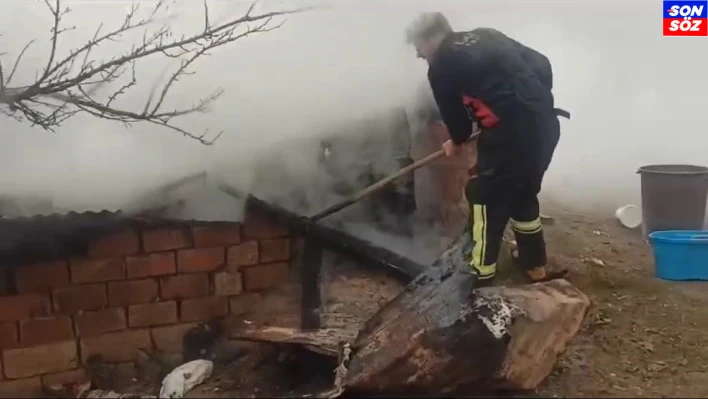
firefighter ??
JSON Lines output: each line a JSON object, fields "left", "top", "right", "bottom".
{"left": 405, "top": 12, "right": 565, "bottom": 284}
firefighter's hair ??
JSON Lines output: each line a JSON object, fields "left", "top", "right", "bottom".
{"left": 405, "top": 12, "right": 453, "bottom": 44}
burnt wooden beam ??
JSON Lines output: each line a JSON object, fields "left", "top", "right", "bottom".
{"left": 218, "top": 184, "right": 428, "bottom": 282}
{"left": 310, "top": 223, "right": 428, "bottom": 281}
{"left": 301, "top": 240, "right": 323, "bottom": 330}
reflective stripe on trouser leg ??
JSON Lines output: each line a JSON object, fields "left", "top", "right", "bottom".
{"left": 469, "top": 204, "right": 496, "bottom": 280}
{"left": 510, "top": 217, "right": 542, "bottom": 235}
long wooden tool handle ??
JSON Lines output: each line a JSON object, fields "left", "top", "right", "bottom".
{"left": 351, "top": 129, "right": 481, "bottom": 203}
{"left": 353, "top": 149, "right": 445, "bottom": 202}
{"left": 310, "top": 130, "right": 482, "bottom": 222}
{"left": 310, "top": 149, "right": 445, "bottom": 222}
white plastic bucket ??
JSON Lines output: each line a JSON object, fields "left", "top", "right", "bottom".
{"left": 615, "top": 204, "right": 642, "bottom": 229}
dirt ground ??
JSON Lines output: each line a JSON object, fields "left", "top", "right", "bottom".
{"left": 109, "top": 204, "right": 707, "bottom": 399}
{"left": 531, "top": 204, "right": 708, "bottom": 398}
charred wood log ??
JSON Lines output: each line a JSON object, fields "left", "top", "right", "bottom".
{"left": 344, "top": 263, "right": 590, "bottom": 395}
{"left": 231, "top": 270, "right": 590, "bottom": 396}
{"left": 229, "top": 324, "right": 354, "bottom": 357}
{"left": 431, "top": 230, "right": 474, "bottom": 270}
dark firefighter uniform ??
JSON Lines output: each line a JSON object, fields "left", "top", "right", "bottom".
{"left": 427, "top": 27, "right": 560, "bottom": 282}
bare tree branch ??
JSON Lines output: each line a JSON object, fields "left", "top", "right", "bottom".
{"left": 5, "top": 40, "right": 35, "bottom": 87}
{"left": 0, "top": 0, "right": 310, "bottom": 145}
{"left": 204, "top": 0, "right": 211, "bottom": 32}
{"left": 38, "top": 0, "right": 62, "bottom": 84}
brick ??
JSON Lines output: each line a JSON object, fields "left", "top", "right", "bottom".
{"left": 143, "top": 228, "right": 191, "bottom": 252}
{"left": 214, "top": 271, "right": 243, "bottom": 296}
{"left": 19, "top": 316, "right": 73, "bottom": 346}
{"left": 242, "top": 262, "right": 290, "bottom": 291}
{"left": 88, "top": 229, "right": 140, "bottom": 257}
{"left": 160, "top": 274, "right": 208, "bottom": 300}
{"left": 108, "top": 279, "right": 158, "bottom": 307}
{"left": 41, "top": 368, "right": 88, "bottom": 388}
{"left": 74, "top": 308, "right": 126, "bottom": 337}
{"left": 0, "top": 294, "right": 51, "bottom": 322}
{"left": 128, "top": 301, "right": 177, "bottom": 328}
{"left": 3, "top": 340, "right": 78, "bottom": 378}
{"left": 177, "top": 247, "right": 225, "bottom": 274}
{"left": 259, "top": 238, "right": 291, "bottom": 263}
{"left": 227, "top": 241, "right": 259, "bottom": 269}
{"left": 53, "top": 284, "right": 106, "bottom": 313}
{"left": 126, "top": 252, "right": 176, "bottom": 279}
{"left": 151, "top": 322, "right": 198, "bottom": 353}
{"left": 80, "top": 329, "right": 152, "bottom": 363}
{"left": 0, "top": 323, "right": 18, "bottom": 349}
{"left": 192, "top": 225, "right": 242, "bottom": 248}
{"left": 243, "top": 213, "right": 288, "bottom": 239}
{"left": 16, "top": 262, "right": 69, "bottom": 293}
{"left": 180, "top": 297, "right": 228, "bottom": 322}
{"left": 0, "top": 377, "right": 43, "bottom": 398}
{"left": 70, "top": 258, "right": 126, "bottom": 284}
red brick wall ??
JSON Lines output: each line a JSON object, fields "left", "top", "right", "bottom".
{"left": 0, "top": 210, "right": 293, "bottom": 397}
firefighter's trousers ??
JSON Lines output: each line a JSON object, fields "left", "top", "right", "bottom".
{"left": 464, "top": 174, "right": 547, "bottom": 281}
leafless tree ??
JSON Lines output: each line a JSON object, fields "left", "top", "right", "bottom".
{"left": 0, "top": 0, "right": 306, "bottom": 144}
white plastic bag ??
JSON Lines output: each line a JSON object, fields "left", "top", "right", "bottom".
{"left": 159, "top": 359, "right": 214, "bottom": 398}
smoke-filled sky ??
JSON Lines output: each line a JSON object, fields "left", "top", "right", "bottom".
{"left": 0, "top": 0, "right": 706, "bottom": 215}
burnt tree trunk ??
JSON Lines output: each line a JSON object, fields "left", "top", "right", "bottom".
{"left": 343, "top": 236, "right": 590, "bottom": 395}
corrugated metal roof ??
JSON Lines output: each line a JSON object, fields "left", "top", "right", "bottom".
{"left": 0, "top": 209, "right": 123, "bottom": 221}
{"left": 0, "top": 172, "right": 213, "bottom": 266}
{"left": 0, "top": 171, "right": 209, "bottom": 220}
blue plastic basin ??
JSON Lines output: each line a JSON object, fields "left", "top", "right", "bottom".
{"left": 648, "top": 230, "right": 708, "bottom": 281}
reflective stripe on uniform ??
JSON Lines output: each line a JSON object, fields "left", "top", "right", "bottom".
{"left": 469, "top": 204, "right": 495, "bottom": 278}
{"left": 474, "top": 263, "right": 497, "bottom": 279}
{"left": 510, "top": 217, "right": 542, "bottom": 234}
{"left": 470, "top": 204, "right": 485, "bottom": 267}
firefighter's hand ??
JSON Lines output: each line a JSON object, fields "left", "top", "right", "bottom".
{"left": 442, "top": 140, "right": 459, "bottom": 157}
